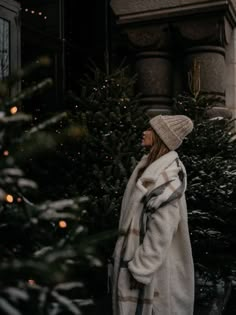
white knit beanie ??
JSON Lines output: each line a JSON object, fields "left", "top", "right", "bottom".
{"left": 149, "top": 115, "right": 194, "bottom": 150}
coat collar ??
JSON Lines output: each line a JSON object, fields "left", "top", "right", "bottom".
{"left": 118, "top": 151, "right": 180, "bottom": 231}
{"left": 139, "top": 151, "right": 179, "bottom": 184}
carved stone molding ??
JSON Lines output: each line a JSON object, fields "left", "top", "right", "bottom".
{"left": 111, "top": 0, "right": 236, "bottom": 27}
{"left": 110, "top": 0, "right": 236, "bottom": 111}
{"left": 172, "top": 16, "right": 233, "bottom": 48}
{"left": 125, "top": 25, "right": 170, "bottom": 49}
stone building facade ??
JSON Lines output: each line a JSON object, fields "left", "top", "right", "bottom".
{"left": 111, "top": 0, "right": 236, "bottom": 118}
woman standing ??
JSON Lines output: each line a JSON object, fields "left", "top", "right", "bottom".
{"left": 112, "top": 115, "right": 194, "bottom": 315}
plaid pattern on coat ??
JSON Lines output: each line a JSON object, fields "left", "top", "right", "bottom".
{"left": 112, "top": 151, "right": 194, "bottom": 315}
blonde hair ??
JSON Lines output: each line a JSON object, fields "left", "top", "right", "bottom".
{"left": 137, "top": 128, "right": 169, "bottom": 180}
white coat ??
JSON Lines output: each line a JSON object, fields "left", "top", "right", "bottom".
{"left": 112, "top": 151, "right": 194, "bottom": 315}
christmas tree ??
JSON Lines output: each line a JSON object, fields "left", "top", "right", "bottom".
{"left": 34, "top": 64, "right": 146, "bottom": 235}
{"left": 62, "top": 63, "right": 146, "bottom": 311}
{"left": 0, "top": 59, "right": 114, "bottom": 315}
{"left": 0, "top": 61, "right": 147, "bottom": 314}
{"left": 174, "top": 60, "right": 236, "bottom": 314}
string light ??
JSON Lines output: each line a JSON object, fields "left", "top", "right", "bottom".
{"left": 3, "top": 150, "right": 9, "bottom": 156}
{"left": 28, "top": 279, "right": 36, "bottom": 285}
{"left": 59, "top": 220, "right": 67, "bottom": 229}
{"left": 10, "top": 106, "right": 18, "bottom": 115}
{"left": 5, "top": 194, "right": 14, "bottom": 203}
{"left": 23, "top": 7, "right": 48, "bottom": 21}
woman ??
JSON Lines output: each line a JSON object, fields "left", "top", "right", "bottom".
{"left": 112, "top": 115, "right": 194, "bottom": 315}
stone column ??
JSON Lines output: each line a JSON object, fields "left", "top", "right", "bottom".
{"left": 125, "top": 25, "right": 173, "bottom": 115}
{"left": 172, "top": 16, "right": 233, "bottom": 105}
{"left": 135, "top": 51, "right": 172, "bottom": 115}
{"left": 226, "top": 28, "right": 236, "bottom": 119}
{"left": 184, "top": 46, "right": 226, "bottom": 101}
{"left": 111, "top": 0, "right": 236, "bottom": 113}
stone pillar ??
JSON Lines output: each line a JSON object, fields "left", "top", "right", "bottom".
{"left": 124, "top": 25, "right": 173, "bottom": 115}
{"left": 135, "top": 51, "right": 172, "bottom": 115}
{"left": 172, "top": 16, "right": 233, "bottom": 105}
{"left": 226, "top": 28, "right": 236, "bottom": 119}
{"left": 184, "top": 46, "right": 225, "bottom": 101}
{"left": 111, "top": 0, "right": 236, "bottom": 113}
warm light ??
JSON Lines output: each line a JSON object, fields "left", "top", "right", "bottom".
{"left": 25, "top": 8, "right": 28, "bottom": 12}
{"left": 17, "top": 197, "right": 22, "bottom": 203}
{"left": 38, "top": 12, "right": 42, "bottom": 16}
{"left": 10, "top": 106, "right": 18, "bottom": 114}
{"left": 5, "top": 194, "right": 14, "bottom": 203}
{"left": 28, "top": 279, "right": 36, "bottom": 285}
{"left": 59, "top": 220, "right": 67, "bottom": 228}
{"left": 3, "top": 150, "right": 9, "bottom": 156}
{"left": 31, "top": 10, "right": 35, "bottom": 14}
{"left": 44, "top": 16, "right": 47, "bottom": 20}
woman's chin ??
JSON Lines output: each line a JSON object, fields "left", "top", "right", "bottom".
{"left": 142, "top": 143, "right": 151, "bottom": 149}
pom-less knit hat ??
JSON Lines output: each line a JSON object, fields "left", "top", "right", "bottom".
{"left": 149, "top": 115, "right": 193, "bottom": 150}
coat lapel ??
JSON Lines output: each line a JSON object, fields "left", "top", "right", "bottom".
{"left": 119, "top": 151, "right": 179, "bottom": 231}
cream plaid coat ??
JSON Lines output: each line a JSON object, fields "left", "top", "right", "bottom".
{"left": 112, "top": 151, "right": 194, "bottom": 315}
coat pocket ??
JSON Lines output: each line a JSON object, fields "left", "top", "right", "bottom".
{"left": 117, "top": 261, "right": 132, "bottom": 298}
{"left": 117, "top": 262, "right": 156, "bottom": 315}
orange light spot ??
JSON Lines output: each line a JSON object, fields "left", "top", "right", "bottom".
{"left": 3, "top": 150, "right": 9, "bottom": 156}
{"left": 5, "top": 194, "right": 14, "bottom": 203}
{"left": 10, "top": 106, "right": 18, "bottom": 114}
{"left": 59, "top": 220, "right": 67, "bottom": 228}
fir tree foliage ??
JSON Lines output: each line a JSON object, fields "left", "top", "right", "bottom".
{"left": 68, "top": 63, "right": 146, "bottom": 232}
{"left": 0, "top": 60, "right": 111, "bottom": 315}
{"left": 19, "top": 63, "right": 147, "bottom": 313}
{"left": 174, "top": 60, "right": 236, "bottom": 312}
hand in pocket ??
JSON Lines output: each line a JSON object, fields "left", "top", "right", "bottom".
{"left": 129, "top": 271, "right": 144, "bottom": 290}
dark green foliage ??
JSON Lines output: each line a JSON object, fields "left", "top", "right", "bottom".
{"left": 66, "top": 64, "right": 146, "bottom": 232}
{"left": 0, "top": 61, "right": 114, "bottom": 315}
{"left": 0, "top": 61, "right": 147, "bottom": 315}
{"left": 174, "top": 92, "right": 236, "bottom": 311}
{"left": 179, "top": 118, "right": 236, "bottom": 261}
{"left": 173, "top": 92, "right": 223, "bottom": 122}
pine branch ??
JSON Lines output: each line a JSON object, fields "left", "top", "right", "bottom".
{"left": 1, "top": 78, "right": 53, "bottom": 108}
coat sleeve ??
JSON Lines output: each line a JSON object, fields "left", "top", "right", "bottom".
{"left": 128, "top": 201, "right": 180, "bottom": 285}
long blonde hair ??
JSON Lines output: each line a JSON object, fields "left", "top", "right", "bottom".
{"left": 137, "top": 128, "right": 169, "bottom": 180}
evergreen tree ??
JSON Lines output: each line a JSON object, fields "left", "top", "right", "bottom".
{"left": 66, "top": 63, "right": 146, "bottom": 232}
{"left": 174, "top": 60, "right": 236, "bottom": 314}
{"left": 60, "top": 63, "right": 146, "bottom": 311}
{"left": 0, "top": 60, "right": 111, "bottom": 315}
{"left": 0, "top": 61, "right": 147, "bottom": 314}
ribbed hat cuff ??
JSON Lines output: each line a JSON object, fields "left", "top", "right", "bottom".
{"left": 150, "top": 117, "right": 182, "bottom": 150}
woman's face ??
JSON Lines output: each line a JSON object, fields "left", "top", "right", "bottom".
{"left": 141, "top": 127, "right": 154, "bottom": 148}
